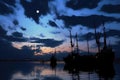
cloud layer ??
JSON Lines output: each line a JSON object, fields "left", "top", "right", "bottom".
{"left": 0, "top": 0, "right": 120, "bottom": 59}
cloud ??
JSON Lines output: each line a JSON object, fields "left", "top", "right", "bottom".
{"left": 20, "top": 27, "right": 26, "bottom": 31}
{"left": 0, "top": 39, "right": 34, "bottom": 59}
{"left": 0, "top": 25, "right": 7, "bottom": 36}
{"left": 51, "top": 31, "right": 61, "bottom": 34}
{"left": 106, "top": 30, "right": 120, "bottom": 37}
{"left": 0, "top": 37, "right": 66, "bottom": 60}
{"left": 79, "top": 29, "right": 120, "bottom": 41}
{"left": 30, "top": 38, "right": 64, "bottom": 48}
{"left": 79, "top": 32, "right": 95, "bottom": 41}
{"left": 58, "top": 15, "right": 120, "bottom": 28}
{"left": 0, "top": 0, "right": 120, "bottom": 59}
{"left": 43, "top": 39, "right": 64, "bottom": 47}
{"left": 101, "top": 5, "right": 120, "bottom": 13}
{"left": 0, "top": 27, "right": 27, "bottom": 42}
{"left": 26, "top": 0, "right": 32, "bottom": 3}
{"left": 4, "top": 36, "right": 27, "bottom": 42}
{"left": 1, "top": 30, "right": 64, "bottom": 47}
{"left": 13, "top": 19, "right": 19, "bottom": 25}
{"left": 0, "top": 2, "right": 14, "bottom": 15}
{"left": 66, "top": 0, "right": 101, "bottom": 10}
{"left": 1, "top": 0, "right": 15, "bottom": 6}
{"left": 48, "top": 20, "right": 58, "bottom": 27}
{"left": 12, "top": 32, "right": 23, "bottom": 37}
{"left": 20, "top": 0, "right": 49, "bottom": 23}
{"left": 40, "top": 33, "right": 45, "bottom": 38}
{"left": 0, "top": 26, "right": 25, "bottom": 42}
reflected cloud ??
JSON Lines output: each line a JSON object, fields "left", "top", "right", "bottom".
{"left": 10, "top": 62, "right": 66, "bottom": 80}
{"left": 0, "top": 62, "right": 118, "bottom": 80}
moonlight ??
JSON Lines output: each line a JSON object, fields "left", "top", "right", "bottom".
{"left": 36, "top": 10, "right": 39, "bottom": 13}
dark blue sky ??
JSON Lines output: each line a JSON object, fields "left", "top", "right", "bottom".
{"left": 0, "top": 0, "right": 120, "bottom": 59}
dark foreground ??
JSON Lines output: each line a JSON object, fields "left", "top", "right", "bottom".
{"left": 0, "top": 61, "right": 120, "bottom": 80}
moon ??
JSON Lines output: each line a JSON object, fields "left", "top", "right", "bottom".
{"left": 36, "top": 10, "right": 39, "bottom": 13}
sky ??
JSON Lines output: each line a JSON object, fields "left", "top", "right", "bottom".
{"left": 0, "top": 0, "right": 120, "bottom": 60}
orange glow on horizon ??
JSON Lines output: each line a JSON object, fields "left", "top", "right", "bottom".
{"left": 12, "top": 40, "right": 98, "bottom": 56}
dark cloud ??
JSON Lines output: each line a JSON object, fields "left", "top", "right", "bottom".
{"left": 0, "top": 37, "right": 68, "bottom": 60}
{"left": 30, "top": 37, "right": 39, "bottom": 41}
{"left": 51, "top": 31, "right": 61, "bottom": 34}
{"left": 79, "top": 29, "right": 120, "bottom": 41}
{"left": 48, "top": 20, "right": 58, "bottom": 27}
{"left": 58, "top": 15, "right": 120, "bottom": 28}
{"left": 101, "top": 5, "right": 120, "bottom": 13}
{"left": 0, "top": 27, "right": 27, "bottom": 42}
{"left": 20, "top": 27, "right": 26, "bottom": 31}
{"left": 0, "top": 32, "right": 27, "bottom": 42}
{"left": 0, "top": 39, "right": 34, "bottom": 59}
{"left": 12, "top": 32, "right": 23, "bottom": 37}
{"left": 0, "top": 39, "right": 18, "bottom": 59}
{"left": 66, "top": 0, "right": 101, "bottom": 10}
{"left": 35, "top": 45, "right": 42, "bottom": 53}
{"left": 4, "top": 36, "right": 27, "bottom": 42}
{"left": 30, "top": 38, "right": 64, "bottom": 48}
{"left": 0, "top": 2, "right": 14, "bottom": 15}
{"left": 1, "top": 0, "right": 15, "bottom": 6}
{"left": 43, "top": 39, "right": 64, "bottom": 47}
{"left": 21, "top": 0, "right": 49, "bottom": 23}
{"left": 79, "top": 32, "right": 95, "bottom": 41}
{"left": 8, "top": 26, "right": 15, "bottom": 30}
{"left": 106, "top": 30, "right": 120, "bottom": 37}
{"left": 0, "top": 25, "right": 7, "bottom": 37}
{"left": 13, "top": 19, "right": 19, "bottom": 25}
{"left": 40, "top": 33, "right": 45, "bottom": 37}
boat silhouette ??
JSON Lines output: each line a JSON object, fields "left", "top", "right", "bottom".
{"left": 50, "top": 49, "right": 57, "bottom": 69}
{"left": 64, "top": 22, "right": 115, "bottom": 70}
{"left": 95, "top": 22, "right": 114, "bottom": 67}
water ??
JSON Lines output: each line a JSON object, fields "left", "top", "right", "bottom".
{"left": 0, "top": 61, "right": 120, "bottom": 80}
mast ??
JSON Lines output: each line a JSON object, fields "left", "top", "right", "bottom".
{"left": 69, "top": 30, "right": 74, "bottom": 54}
{"left": 34, "top": 43, "right": 37, "bottom": 55}
{"left": 87, "top": 34, "right": 89, "bottom": 54}
{"left": 76, "top": 33, "right": 79, "bottom": 54}
{"left": 94, "top": 25, "right": 101, "bottom": 53}
{"left": 54, "top": 48, "right": 56, "bottom": 56}
{"left": 103, "top": 22, "right": 107, "bottom": 49}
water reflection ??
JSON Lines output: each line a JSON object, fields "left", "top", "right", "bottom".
{"left": 0, "top": 62, "right": 120, "bottom": 80}
{"left": 10, "top": 62, "right": 64, "bottom": 80}
{"left": 64, "top": 62, "right": 116, "bottom": 80}
{"left": 96, "top": 65, "right": 115, "bottom": 80}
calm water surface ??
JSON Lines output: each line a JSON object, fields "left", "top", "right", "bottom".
{"left": 0, "top": 61, "right": 120, "bottom": 80}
